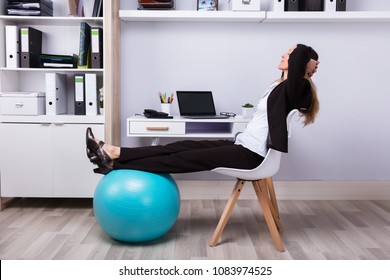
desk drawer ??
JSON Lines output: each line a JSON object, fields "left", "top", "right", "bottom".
{"left": 129, "top": 121, "right": 185, "bottom": 135}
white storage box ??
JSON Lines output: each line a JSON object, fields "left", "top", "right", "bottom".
{"left": 270, "top": 0, "right": 284, "bottom": 12}
{"left": 0, "top": 92, "right": 46, "bottom": 115}
{"left": 232, "top": 0, "right": 261, "bottom": 11}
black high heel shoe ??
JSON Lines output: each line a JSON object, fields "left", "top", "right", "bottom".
{"left": 93, "top": 163, "right": 112, "bottom": 175}
{"left": 86, "top": 127, "right": 112, "bottom": 165}
{"left": 86, "top": 147, "right": 97, "bottom": 163}
{"left": 86, "top": 127, "right": 113, "bottom": 176}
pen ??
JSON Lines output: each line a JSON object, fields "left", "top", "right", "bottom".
{"left": 158, "top": 92, "right": 174, "bottom": 103}
{"left": 158, "top": 92, "right": 164, "bottom": 103}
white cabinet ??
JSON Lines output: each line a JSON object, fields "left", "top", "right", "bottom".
{"left": 51, "top": 123, "right": 103, "bottom": 197}
{"left": 0, "top": 123, "right": 103, "bottom": 197}
{"left": 0, "top": 123, "right": 52, "bottom": 197}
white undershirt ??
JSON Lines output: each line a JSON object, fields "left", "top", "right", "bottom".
{"left": 234, "top": 81, "right": 281, "bottom": 157}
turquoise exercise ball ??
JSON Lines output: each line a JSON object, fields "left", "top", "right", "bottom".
{"left": 93, "top": 169, "right": 180, "bottom": 243}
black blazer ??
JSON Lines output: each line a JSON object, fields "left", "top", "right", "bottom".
{"left": 267, "top": 45, "right": 313, "bottom": 153}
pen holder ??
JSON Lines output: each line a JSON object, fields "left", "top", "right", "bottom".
{"left": 160, "top": 103, "right": 172, "bottom": 115}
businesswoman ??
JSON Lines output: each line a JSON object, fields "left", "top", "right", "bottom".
{"left": 86, "top": 44, "right": 320, "bottom": 175}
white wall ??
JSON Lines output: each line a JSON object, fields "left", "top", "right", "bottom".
{"left": 119, "top": 0, "right": 390, "bottom": 181}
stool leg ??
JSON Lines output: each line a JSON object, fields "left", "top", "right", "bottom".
{"left": 265, "top": 177, "right": 283, "bottom": 231}
{"left": 265, "top": 177, "right": 280, "bottom": 217}
{"left": 253, "top": 180, "right": 282, "bottom": 231}
{"left": 252, "top": 180, "right": 285, "bottom": 252}
{"left": 209, "top": 179, "right": 245, "bottom": 247}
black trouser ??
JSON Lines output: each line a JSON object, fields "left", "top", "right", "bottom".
{"left": 113, "top": 140, "right": 264, "bottom": 173}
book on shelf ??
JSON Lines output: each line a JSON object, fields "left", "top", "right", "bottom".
{"left": 285, "top": 0, "right": 299, "bottom": 11}
{"left": 74, "top": 74, "right": 86, "bottom": 115}
{"left": 7, "top": 0, "right": 53, "bottom": 9}
{"left": 6, "top": 0, "right": 53, "bottom": 16}
{"left": 299, "top": 0, "right": 324, "bottom": 11}
{"left": 45, "top": 73, "right": 68, "bottom": 115}
{"left": 40, "top": 54, "right": 78, "bottom": 68}
{"left": 68, "top": 0, "right": 79, "bottom": 16}
{"left": 85, "top": 73, "right": 98, "bottom": 115}
{"left": 20, "top": 26, "right": 42, "bottom": 68}
{"left": 77, "top": 22, "right": 91, "bottom": 69}
{"left": 5, "top": 25, "right": 20, "bottom": 68}
{"left": 78, "top": 0, "right": 102, "bottom": 17}
{"left": 68, "top": 0, "right": 103, "bottom": 17}
{"left": 138, "top": 0, "right": 175, "bottom": 10}
{"left": 7, "top": 9, "right": 52, "bottom": 16}
{"left": 91, "top": 27, "right": 103, "bottom": 68}
{"left": 92, "top": 0, "right": 102, "bottom": 17}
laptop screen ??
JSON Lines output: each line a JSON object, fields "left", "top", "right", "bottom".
{"left": 176, "top": 91, "right": 216, "bottom": 116}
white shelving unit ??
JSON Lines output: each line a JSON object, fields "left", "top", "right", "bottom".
{"left": 0, "top": 67, "right": 103, "bottom": 72}
{"left": 265, "top": 11, "right": 390, "bottom": 22}
{"left": 119, "top": 10, "right": 266, "bottom": 22}
{"left": 0, "top": 15, "right": 105, "bottom": 119}
{"left": 119, "top": 10, "right": 390, "bottom": 23}
{"left": 0, "top": 15, "right": 102, "bottom": 25}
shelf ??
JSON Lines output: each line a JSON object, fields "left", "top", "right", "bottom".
{"left": 265, "top": 11, "right": 390, "bottom": 23}
{"left": 0, "top": 15, "right": 103, "bottom": 26}
{"left": 119, "top": 10, "right": 390, "bottom": 23}
{"left": 0, "top": 114, "right": 104, "bottom": 124}
{"left": 119, "top": 10, "right": 266, "bottom": 22}
{"left": 0, "top": 68, "right": 104, "bottom": 73}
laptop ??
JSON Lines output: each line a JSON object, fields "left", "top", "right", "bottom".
{"left": 176, "top": 91, "right": 230, "bottom": 119}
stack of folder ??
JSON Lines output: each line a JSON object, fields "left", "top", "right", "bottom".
{"left": 40, "top": 54, "right": 78, "bottom": 68}
{"left": 5, "top": 25, "right": 43, "bottom": 68}
{"left": 6, "top": 0, "right": 53, "bottom": 16}
{"left": 5, "top": 22, "right": 103, "bottom": 69}
{"left": 74, "top": 73, "right": 100, "bottom": 115}
{"left": 44, "top": 73, "right": 100, "bottom": 116}
{"left": 138, "top": 0, "right": 175, "bottom": 10}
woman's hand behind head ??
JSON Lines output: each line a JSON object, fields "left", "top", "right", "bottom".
{"left": 306, "top": 59, "right": 319, "bottom": 78}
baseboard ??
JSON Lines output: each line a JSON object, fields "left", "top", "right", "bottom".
{"left": 176, "top": 180, "right": 390, "bottom": 200}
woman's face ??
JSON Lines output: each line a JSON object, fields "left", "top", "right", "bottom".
{"left": 278, "top": 46, "right": 296, "bottom": 71}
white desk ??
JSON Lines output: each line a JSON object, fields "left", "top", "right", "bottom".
{"left": 127, "top": 116, "right": 249, "bottom": 145}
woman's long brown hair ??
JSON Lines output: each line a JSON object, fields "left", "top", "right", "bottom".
{"left": 302, "top": 46, "right": 319, "bottom": 126}
{"left": 302, "top": 77, "right": 319, "bottom": 126}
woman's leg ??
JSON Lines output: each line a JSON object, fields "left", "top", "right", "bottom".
{"left": 103, "top": 139, "right": 232, "bottom": 162}
{"left": 117, "top": 140, "right": 234, "bottom": 162}
{"left": 113, "top": 141, "right": 263, "bottom": 173}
